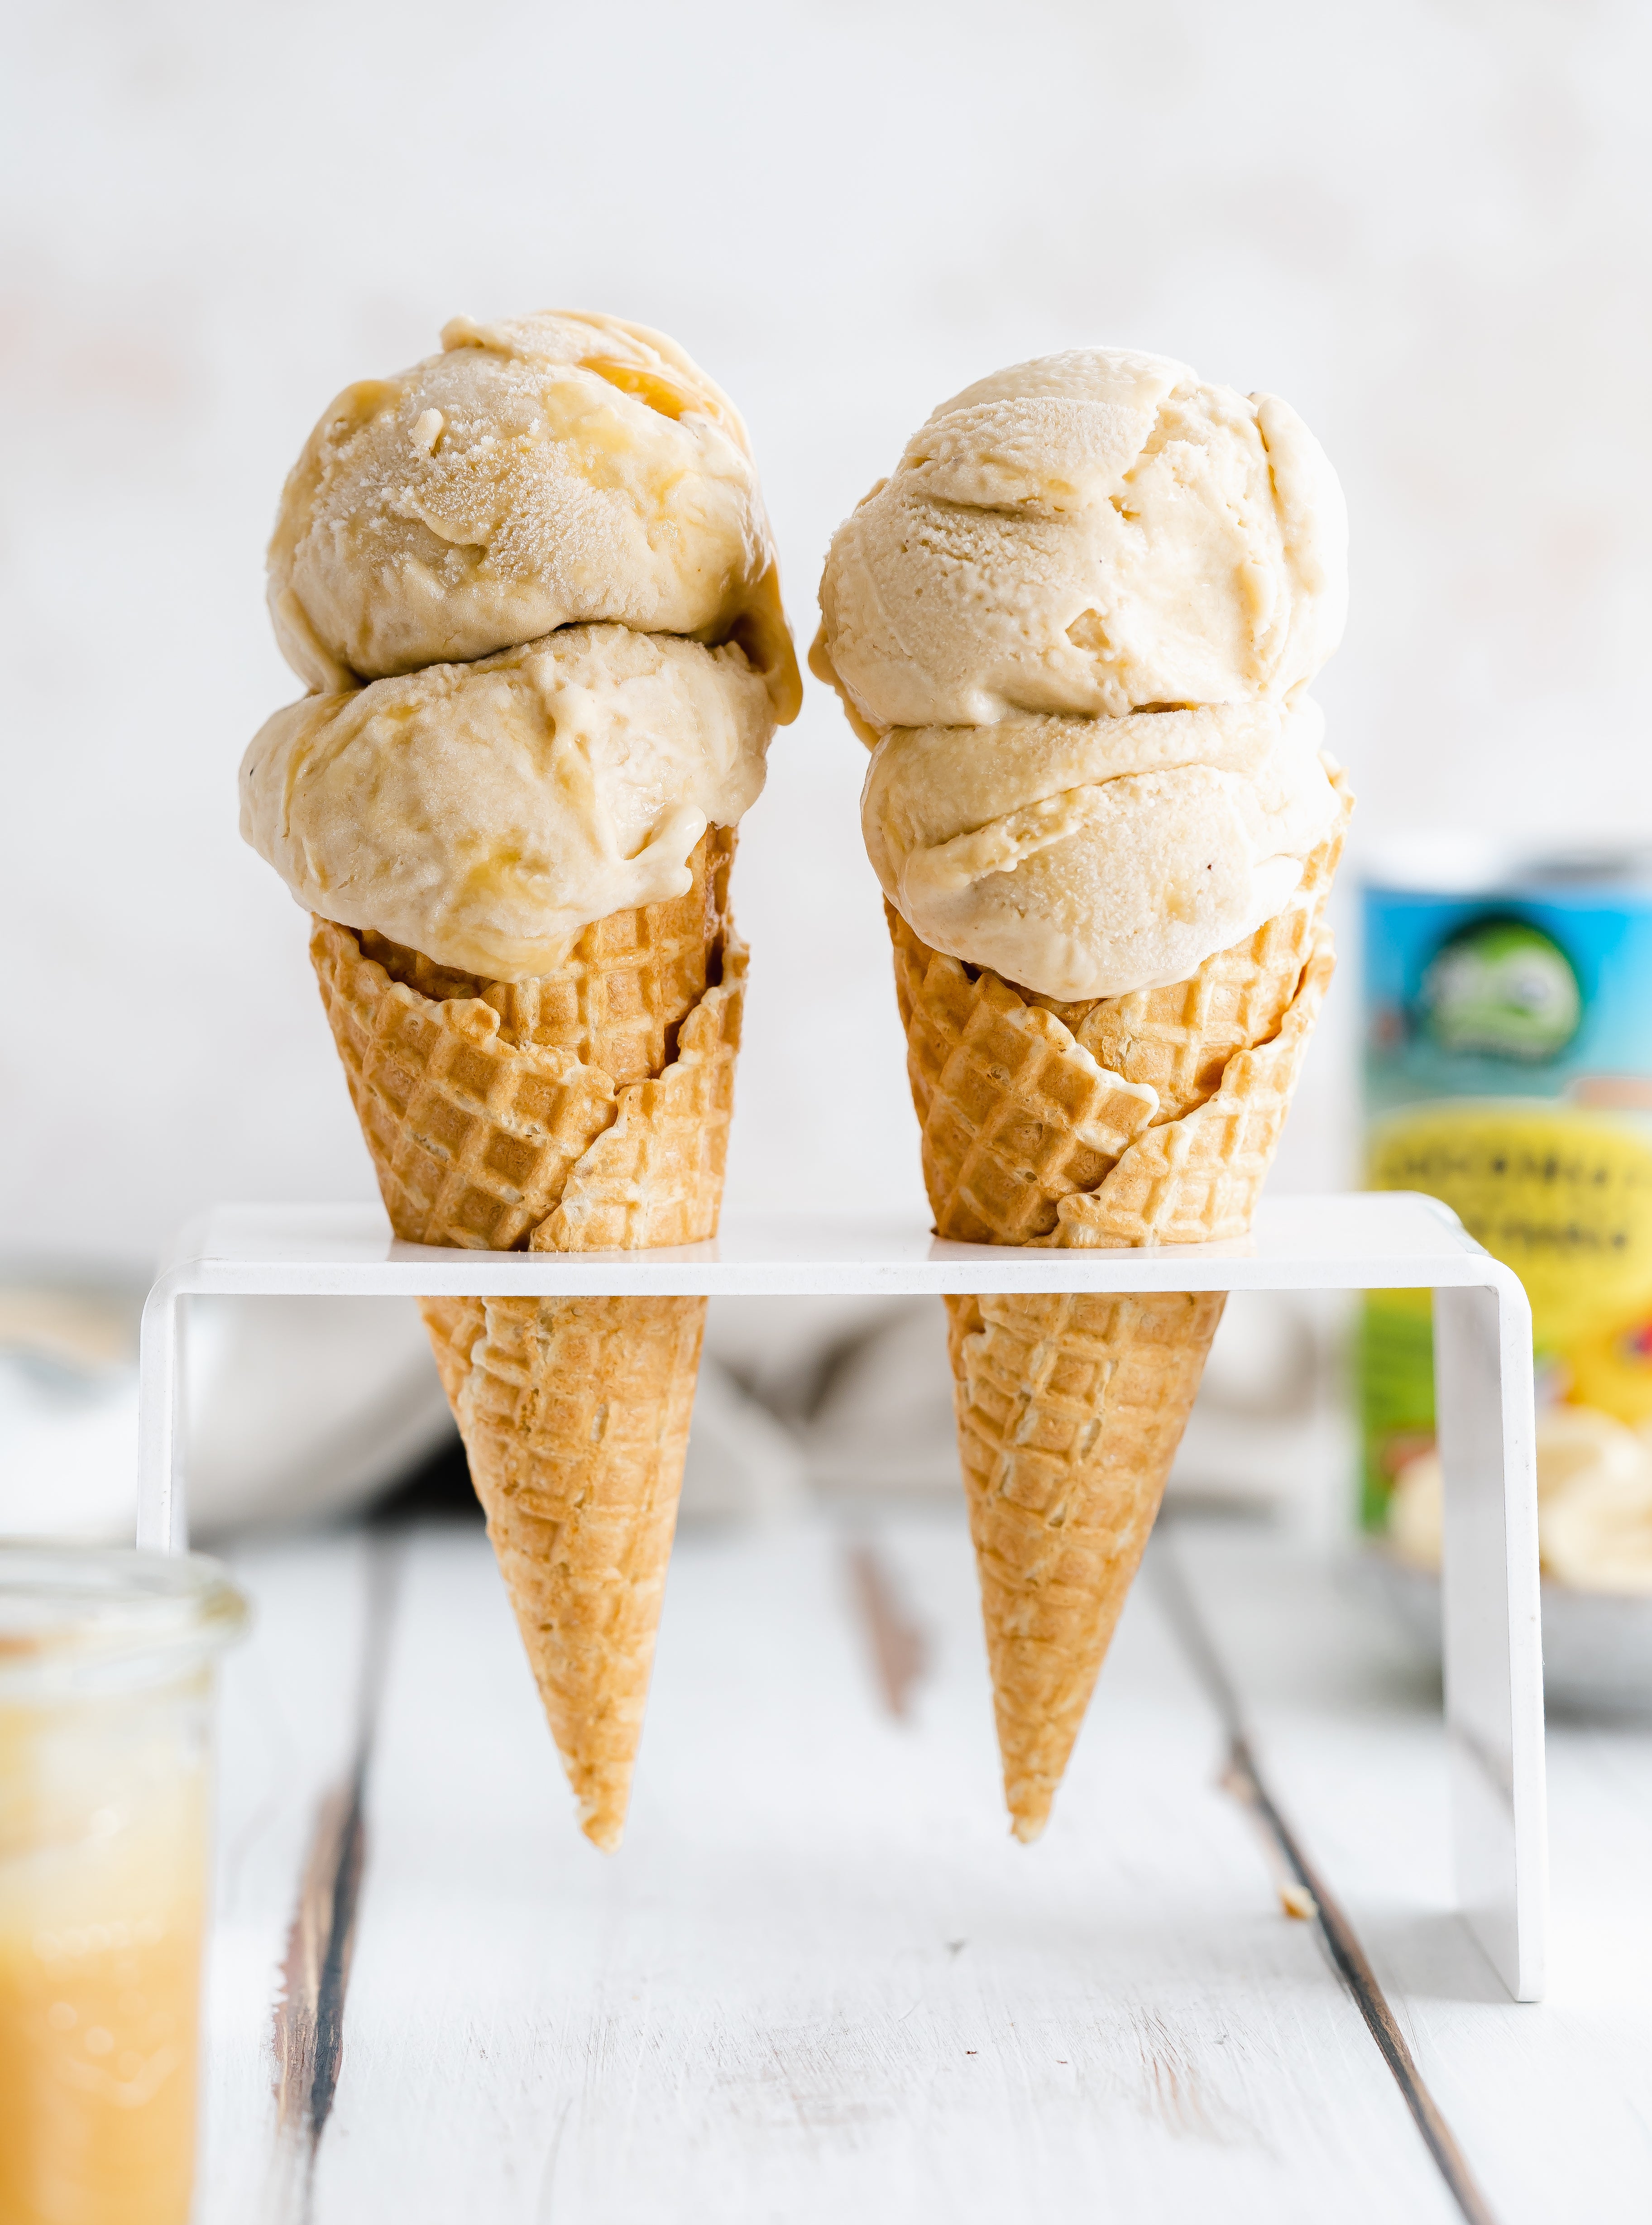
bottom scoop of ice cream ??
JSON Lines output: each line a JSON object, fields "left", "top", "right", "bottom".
{"left": 864, "top": 697, "right": 1339, "bottom": 1001}
{"left": 240, "top": 623, "right": 774, "bottom": 979}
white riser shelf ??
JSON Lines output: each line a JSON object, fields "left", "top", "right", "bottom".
{"left": 141, "top": 1191, "right": 1543, "bottom": 2003}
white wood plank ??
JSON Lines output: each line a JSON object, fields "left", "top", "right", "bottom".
{"left": 199, "top": 1530, "right": 377, "bottom": 2222}
{"left": 1172, "top": 1521, "right": 1652, "bottom": 2225}
{"left": 310, "top": 1514, "right": 1458, "bottom": 2224}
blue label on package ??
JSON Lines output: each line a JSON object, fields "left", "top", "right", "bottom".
{"left": 1364, "top": 882, "right": 1652, "bottom": 1119}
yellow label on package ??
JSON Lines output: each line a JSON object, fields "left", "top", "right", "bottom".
{"left": 1370, "top": 1101, "right": 1652, "bottom": 1345}
{"left": 1361, "top": 862, "right": 1652, "bottom": 1531}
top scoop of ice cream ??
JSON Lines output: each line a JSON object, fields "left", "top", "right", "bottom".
{"left": 814, "top": 347, "right": 1346, "bottom": 733}
{"left": 269, "top": 310, "right": 800, "bottom": 719}
{"left": 240, "top": 624, "right": 774, "bottom": 980}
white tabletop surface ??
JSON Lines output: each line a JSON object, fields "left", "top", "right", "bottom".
{"left": 201, "top": 1509, "right": 1652, "bottom": 2225}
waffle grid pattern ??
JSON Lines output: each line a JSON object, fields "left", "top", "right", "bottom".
{"left": 897, "top": 774, "right": 1351, "bottom": 1841}
{"left": 361, "top": 826, "right": 736, "bottom": 1089}
{"left": 531, "top": 956, "right": 744, "bottom": 1252}
{"left": 945, "top": 1288, "right": 1227, "bottom": 1840}
{"left": 315, "top": 836, "right": 743, "bottom": 1850}
{"left": 1037, "top": 934, "right": 1335, "bottom": 1249}
{"left": 889, "top": 911, "right": 1158, "bottom": 1245}
{"left": 420, "top": 1291, "right": 706, "bottom": 1853}
{"left": 892, "top": 772, "right": 1350, "bottom": 1249}
{"left": 310, "top": 835, "right": 743, "bottom": 1255}
{"left": 1042, "top": 780, "right": 1349, "bottom": 1126}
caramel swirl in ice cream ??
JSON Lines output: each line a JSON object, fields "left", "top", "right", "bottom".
{"left": 247, "top": 310, "right": 799, "bottom": 964}
{"left": 268, "top": 309, "right": 800, "bottom": 720}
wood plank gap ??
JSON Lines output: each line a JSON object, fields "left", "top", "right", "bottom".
{"left": 1149, "top": 1526, "right": 1503, "bottom": 2225}
{"left": 265, "top": 1532, "right": 402, "bottom": 2224}
{"left": 843, "top": 1540, "right": 929, "bottom": 1718}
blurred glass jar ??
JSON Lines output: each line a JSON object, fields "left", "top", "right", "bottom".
{"left": 0, "top": 1546, "right": 248, "bottom": 2225}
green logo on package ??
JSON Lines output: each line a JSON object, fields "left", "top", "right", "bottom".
{"left": 1420, "top": 917, "right": 1581, "bottom": 1062}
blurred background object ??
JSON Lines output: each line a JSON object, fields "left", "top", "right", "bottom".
{"left": 0, "top": 1543, "right": 248, "bottom": 2220}
{"left": 1362, "top": 1394, "right": 1652, "bottom": 1710}
{"left": 0, "top": 1277, "right": 147, "bottom": 1538}
{"left": 1359, "top": 846, "right": 1652, "bottom": 1606}
{"left": 1, "top": 0, "right": 1649, "bottom": 1552}
{"left": 0, "top": 1282, "right": 452, "bottom": 1540}
{"left": 1355, "top": 840, "right": 1652, "bottom": 1703}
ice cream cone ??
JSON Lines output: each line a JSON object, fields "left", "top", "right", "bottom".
{"left": 311, "top": 829, "right": 742, "bottom": 1848}
{"left": 945, "top": 1287, "right": 1226, "bottom": 1840}
{"left": 899, "top": 777, "right": 1350, "bottom": 1837}
{"left": 418, "top": 1289, "right": 705, "bottom": 1851}
{"left": 244, "top": 310, "right": 799, "bottom": 1846}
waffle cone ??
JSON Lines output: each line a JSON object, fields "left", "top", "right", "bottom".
{"left": 311, "top": 830, "right": 742, "bottom": 1849}
{"left": 946, "top": 1287, "right": 1225, "bottom": 1839}
{"left": 417, "top": 1289, "right": 705, "bottom": 1851}
{"left": 894, "top": 774, "right": 1351, "bottom": 1838}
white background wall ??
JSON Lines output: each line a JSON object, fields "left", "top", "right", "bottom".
{"left": 3, "top": 0, "right": 1649, "bottom": 1272}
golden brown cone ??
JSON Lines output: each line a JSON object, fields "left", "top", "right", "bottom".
{"left": 891, "top": 774, "right": 1351, "bottom": 1837}
{"left": 310, "top": 828, "right": 740, "bottom": 1252}
{"left": 946, "top": 1288, "right": 1226, "bottom": 1840}
{"left": 888, "top": 775, "right": 1351, "bottom": 1248}
{"left": 311, "top": 831, "right": 741, "bottom": 1849}
{"left": 418, "top": 1290, "right": 705, "bottom": 1852}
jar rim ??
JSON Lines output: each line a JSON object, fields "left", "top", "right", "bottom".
{"left": 0, "top": 1542, "right": 249, "bottom": 1697}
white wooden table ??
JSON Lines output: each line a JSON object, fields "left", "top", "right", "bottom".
{"left": 200, "top": 1509, "right": 1651, "bottom": 2225}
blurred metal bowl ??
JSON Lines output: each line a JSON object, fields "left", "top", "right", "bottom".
{"left": 1354, "top": 1547, "right": 1652, "bottom": 1717}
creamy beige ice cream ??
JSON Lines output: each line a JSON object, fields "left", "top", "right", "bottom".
{"left": 862, "top": 695, "right": 1337, "bottom": 1001}
{"left": 269, "top": 310, "right": 800, "bottom": 720}
{"left": 244, "top": 311, "right": 800, "bottom": 1849}
{"left": 240, "top": 625, "right": 773, "bottom": 979}
{"left": 816, "top": 345, "right": 1346, "bottom": 1001}
{"left": 249, "top": 309, "right": 799, "bottom": 972}
{"left": 817, "top": 347, "right": 1345, "bottom": 733}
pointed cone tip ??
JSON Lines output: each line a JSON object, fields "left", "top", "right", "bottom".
{"left": 580, "top": 1800, "right": 626, "bottom": 1854}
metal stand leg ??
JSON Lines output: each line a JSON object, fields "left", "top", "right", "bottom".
{"left": 1434, "top": 1280, "right": 1547, "bottom": 2001}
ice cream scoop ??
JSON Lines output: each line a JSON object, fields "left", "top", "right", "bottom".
{"left": 269, "top": 310, "right": 800, "bottom": 718}
{"left": 862, "top": 696, "right": 1339, "bottom": 1001}
{"left": 819, "top": 344, "right": 1347, "bottom": 1002}
{"left": 240, "top": 624, "right": 774, "bottom": 980}
{"left": 815, "top": 346, "right": 1346, "bottom": 734}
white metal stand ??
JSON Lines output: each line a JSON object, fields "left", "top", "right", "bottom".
{"left": 137, "top": 1191, "right": 1544, "bottom": 2000}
